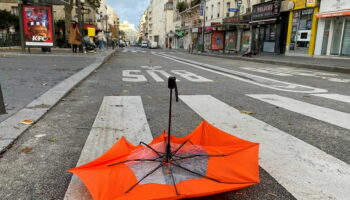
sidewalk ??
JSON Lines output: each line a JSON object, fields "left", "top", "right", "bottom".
{"left": 165, "top": 48, "right": 350, "bottom": 74}
{"left": 0, "top": 48, "right": 116, "bottom": 153}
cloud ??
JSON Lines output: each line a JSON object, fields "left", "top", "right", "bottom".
{"left": 109, "top": 0, "right": 150, "bottom": 28}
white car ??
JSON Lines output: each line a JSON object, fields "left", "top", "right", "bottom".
{"left": 149, "top": 42, "right": 158, "bottom": 49}
{"left": 141, "top": 41, "right": 148, "bottom": 48}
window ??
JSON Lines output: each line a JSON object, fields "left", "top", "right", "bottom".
{"left": 226, "top": 2, "right": 230, "bottom": 17}
{"left": 217, "top": 2, "right": 220, "bottom": 18}
{"left": 11, "top": 7, "right": 19, "bottom": 16}
{"left": 211, "top": 5, "right": 213, "bottom": 19}
{"left": 206, "top": 6, "right": 208, "bottom": 20}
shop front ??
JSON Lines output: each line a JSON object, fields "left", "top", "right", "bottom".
{"left": 314, "top": 0, "right": 350, "bottom": 56}
{"left": 250, "top": 1, "right": 281, "bottom": 53}
{"left": 286, "top": 0, "right": 319, "bottom": 56}
{"left": 222, "top": 14, "right": 251, "bottom": 53}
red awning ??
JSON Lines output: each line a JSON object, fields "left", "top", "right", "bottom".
{"left": 70, "top": 24, "right": 100, "bottom": 30}
{"left": 84, "top": 24, "right": 99, "bottom": 30}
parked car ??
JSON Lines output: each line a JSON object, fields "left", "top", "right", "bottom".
{"left": 119, "top": 40, "right": 126, "bottom": 47}
{"left": 141, "top": 41, "right": 148, "bottom": 48}
{"left": 149, "top": 42, "right": 158, "bottom": 49}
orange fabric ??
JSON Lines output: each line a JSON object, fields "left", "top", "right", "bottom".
{"left": 69, "top": 121, "right": 259, "bottom": 200}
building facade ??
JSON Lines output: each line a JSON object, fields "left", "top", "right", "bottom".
{"left": 285, "top": 0, "right": 319, "bottom": 56}
{"left": 314, "top": 0, "right": 350, "bottom": 57}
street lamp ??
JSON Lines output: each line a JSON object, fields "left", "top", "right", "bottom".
{"left": 200, "top": 0, "right": 206, "bottom": 52}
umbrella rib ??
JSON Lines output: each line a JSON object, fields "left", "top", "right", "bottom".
{"left": 172, "top": 139, "right": 191, "bottom": 155}
{"left": 173, "top": 153, "right": 226, "bottom": 161}
{"left": 171, "top": 161, "right": 224, "bottom": 184}
{"left": 108, "top": 158, "right": 162, "bottom": 167}
{"left": 140, "top": 141, "right": 164, "bottom": 156}
{"left": 125, "top": 163, "right": 165, "bottom": 194}
{"left": 168, "top": 165, "right": 180, "bottom": 196}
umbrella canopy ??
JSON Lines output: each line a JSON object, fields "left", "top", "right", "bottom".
{"left": 69, "top": 121, "right": 259, "bottom": 200}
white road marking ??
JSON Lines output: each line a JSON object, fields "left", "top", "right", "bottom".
{"left": 140, "top": 66, "right": 162, "bottom": 70}
{"left": 132, "top": 50, "right": 137, "bottom": 53}
{"left": 312, "top": 93, "right": 350, "bottom": 104}
{"left": 155, "top": 53, "right": 327, "bottom": 93}
{"left": 241, "top": 67, "right": 293, "bottom": 76}
{"left": 241, "top": 67, "right": 350, "bottom": 83}
{"left": 122, "top": 70, "right": 147, "bottom": 82}
{"left": 247, "top": 94, "right": 350, "bottom": 130}
{"left": 64, "top": 96, "right": 153, "bottom": 200}
{"left": 122, "top": 49, "right": 128, "bottom": 53}
{"left": 180, "top": 95, "right": 350, "bottom": 200}
{"left": 171, "top": 70, "right": 213, "bottom": 82}
{"left": 147, "top": 70, "right": 174, "bottom": 82}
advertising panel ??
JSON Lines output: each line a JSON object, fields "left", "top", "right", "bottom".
{"left": 22, "top": 5, "right": 53, "bottom": 46}
{"left": 211, "top": 31, "right": 224, "bottom": 50}
{"left": 319, "top": 0, "right": 350, "bottom": 13}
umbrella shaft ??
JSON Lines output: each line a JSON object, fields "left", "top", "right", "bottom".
{"left": 167, "top": 89, "right": 173, "bottom": 162}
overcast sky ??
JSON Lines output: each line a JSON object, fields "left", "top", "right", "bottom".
{"left": 110, "top": 0, "right": 150, "bottom": 29}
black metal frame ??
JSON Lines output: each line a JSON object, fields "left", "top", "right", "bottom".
{"left": 108, "top": 77, "right": 231, "bottom": 195}
{"left": 0, "top": 83, "right": 6, "bottom": 115}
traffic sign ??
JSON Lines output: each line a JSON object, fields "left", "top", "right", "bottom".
{"left": 228, "top": 8, "right": 239, "bottom": 12}
{"left": 81, "top": 8, "right": 90, "bottom": 14}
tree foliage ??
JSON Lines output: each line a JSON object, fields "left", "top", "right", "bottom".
{"left": 176, "top": 2, "right": 188, "bottom": 12}
{"left": 0, "top": 10, "right": 19, "bottom": 31}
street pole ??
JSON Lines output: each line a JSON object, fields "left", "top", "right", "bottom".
{"left": 18, "top": 1, "right": 25, "bottom": 53}
{"left": 76, "top": 0, "right": 83, "bottom": 52}
{"left": 201, "top": 0, "right": 206, "bottom": 52}
{"left": 0, "top": 83, "right": 6, "bottom": 115}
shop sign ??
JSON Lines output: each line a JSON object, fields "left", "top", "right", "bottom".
{"left": 223, "top": 14, "right": 250, "bottom": 24}
{"left": 288, "top": 1, "right": 295, "bottom": 10}
{"left": 192, "top": 28, "right": 199, "bottom": 33}
{"left": 252, "top": 1, "right": 280, "bottom": 21}
{"left": 211, "top": 22, "right": 221, "bottom": 26}
{"left": 306, "top": 0, "right": 317, "bottom": 7}
{"left": 319, "top": 0, "right": 350, "bottom": 13}
{"left": 289, "top": 0, "right": 306, "bottom": 10}
{"left": 22, "top": 5, "right": 54, "bottom": 46}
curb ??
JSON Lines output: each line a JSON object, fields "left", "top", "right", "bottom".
{"left": 0, "top": 50, "right": 116, "bottom": 154}
{"left": 192, "top": 53, "right": 350, "bottom": 74}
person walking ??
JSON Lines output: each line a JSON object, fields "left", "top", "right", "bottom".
{"left": 96, "top": 31, "right": 106, "bottom": 50}
{"left": 68, "top": 23, "right": 82, "bottom": 53}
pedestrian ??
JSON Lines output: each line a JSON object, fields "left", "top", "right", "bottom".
{"left": 96, "top": 31, "right": 106, "bottom": 50}
{"left": 68, "top": 23, "right": 82, "bottom": 53}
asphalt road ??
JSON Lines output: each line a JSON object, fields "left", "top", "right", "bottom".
{"left": 0, "top": 53, "right": 98, "bottom": 123}
{"left": 0, "top": 47, "right": 349, "bottom": 200}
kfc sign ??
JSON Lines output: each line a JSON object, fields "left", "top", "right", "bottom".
{"left": 22, "top": 5, "right": 53, "bottom": 46}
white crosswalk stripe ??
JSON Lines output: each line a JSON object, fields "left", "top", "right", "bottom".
{"left": 179, "top": 95, "right": 350, "bottom": 200}
{"left": 247, "top": 94, "right": 350, "bottom": 130}
{"left": 312, "top": 93, "right": 350, "bottom": 104}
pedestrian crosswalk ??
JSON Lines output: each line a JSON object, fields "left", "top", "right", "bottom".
{"left": 180, "top": 95, "right": 350, "bottom": 200}
{"left": 120, "top": 49, "right": 185, "bottom": 55}
{"left": 121, "top": 49, "right": 148, "bottom": 53}
{"left": 68, "top": 94, "right": 350, "bottom": 200}
{"left": 247, "top": 94, "right": 350, "bottom": 130}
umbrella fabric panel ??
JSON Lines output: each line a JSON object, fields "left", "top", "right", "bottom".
{"left": 69, "top": 121, "right": 260, "bottom": 200}
{"left": 126, "top": 142, "right": 209, "bottom": 185}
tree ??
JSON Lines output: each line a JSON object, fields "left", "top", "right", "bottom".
{"left": 119, "top": 30, "right": 126, "bottom": 40}
{"left": 64, "top": 0, "right": 101, "bottom": 42}
{"left": 0, "top": 10, "right": 19, "bottom": 32}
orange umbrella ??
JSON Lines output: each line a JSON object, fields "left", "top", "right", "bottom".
{"left": 69, "top": 77, "right": 259, "bottom": 200}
